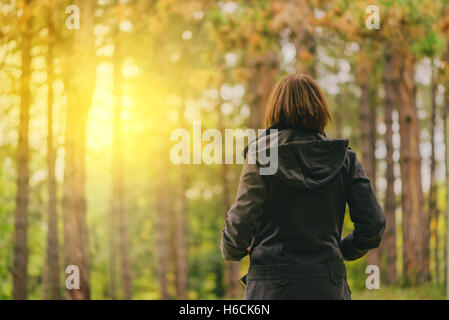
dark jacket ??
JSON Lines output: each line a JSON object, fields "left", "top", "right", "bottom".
{"left": 220, "top": 128, "right": 386, "bottom": 300}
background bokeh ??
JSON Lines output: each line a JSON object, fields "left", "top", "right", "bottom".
{"left": 1, "top": 0, "right": 449, "bottom": 300}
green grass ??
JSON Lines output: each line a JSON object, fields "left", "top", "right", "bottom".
{"left": 352, "top": 284, "right": 446, "bottom": 300}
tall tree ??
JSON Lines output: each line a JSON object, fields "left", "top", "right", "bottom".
{"left": 216, "top": 94, "right": 241, "bottom": 299}
{"left": 271, "top": 0, "right": 318, "bottom": 76}
{"left": 166, "top": 119, "right": 188, "bottom": 300}
{"left": 108, "top": 162, "right": 117, "bottom": 300}
{"left": 175, "top": 163, "right": 189, "bottom": 299}
{"left": 44, "top": 8, "right": 61, "bottom": 300}
{"left": 172, "top": 92, "right": 189, "bottom": 298}
{"left": 380, "top": 0, "right": 438, "bottom": 285}
{"left": 382, "top": 50, "right": 397, "bottom": 284}
{"left": 445, "top": 63, "right": 449, "bottom": 296}
{"left": 445, "top": 86, "right": 449, "bottom": 297}
{"left": 357, "top": 51, "right": 379, "bottom": 268}
{"left": 246, "top": 52, "right": 279, "bottom": 130}
{"left": 440, "top": 3, "right": 449, "bottom": 293}
{"left": 112, "top": 16, "right": 133, "bottom": 300}
{"left": 63, "top": 0, "right": 96, "bottom": 299}
{"left": 167, "top": 165, "right": 189, "bottom": 299}
{"left": 392, "top": 48, "right": 425, "bottom": 285}
{"left": 155, "top": 159, "right": 170, "bottom": 300}
{"left": 416, "top": 29, "right": 445, "bottom": 282}
{"left": 221, "top": 168, "right": 240, "bottom": 299}
{"left": 427, "top": 58, "right": 438, "bottom": 283}
{"left": 442, "top": 44, "right": 449, "bottom": 293}
{"left": 12, "top": 0, "right": 32, "bottom": 300}
{"left": 154, "top": 94, "right": 177, "bottom": 301}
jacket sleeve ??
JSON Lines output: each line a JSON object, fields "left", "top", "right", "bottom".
{"left": 340, "top": 150, "right": 386, "bottom": 261}
{"left": 220, "top": 162, "right": 267, "bottom": 261}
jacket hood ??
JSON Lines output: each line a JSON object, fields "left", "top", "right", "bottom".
{"left": 246, "top": 128, "right": 349, "bottom": 189}
{"left": 274, "top": 139, "right": 349, "bottom": 189}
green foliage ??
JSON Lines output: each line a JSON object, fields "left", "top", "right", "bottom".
{"left": 413, "top": 32, "right": 446, "bottom": 57}
{"left": 352, "top": 283, "right": 446, "bottom": 300}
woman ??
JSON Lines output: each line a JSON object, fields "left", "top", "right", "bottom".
{"left": 220, "top": 74, "right": 386, "bottom": 300}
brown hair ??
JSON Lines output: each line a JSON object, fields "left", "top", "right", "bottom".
{"left": 264, "top": 74, "right": 331, "bottom": 132}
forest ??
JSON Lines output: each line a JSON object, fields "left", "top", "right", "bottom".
{"left": 1, "top": 0, "right": 449, "bottom": 300}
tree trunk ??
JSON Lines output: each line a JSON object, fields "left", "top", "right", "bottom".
{"left": 334, "top": 93, "right": 343, "bottom": 138}
{"left": 290, "top": 0, "right": 316, "bottom": 77}
{"left": 360, "top": 79, "right": 379, "bottom": 268}
{"left": 112, "top": 28, "right": 133, "bottom": 299}
{"left": 168, "top": 170, "right": 188, "bottom": 299}
{"left": 237, "top": 54, "right": 277, "bottom": 297}
{"left": 42, "top": 259, "right": 49, "bottom": 299}
{"left": 108, "top": 173, "right": 117, "bottom": 301}
{"left": 444, "top": 80, "right": 449, "bottom": 295}
{"left": 222, "top": 174, "right": 240, "bottom": 298}
{"left": 168, "top": 100, "right": 189, "bottom": 300}
{"left": 169, "top": 190, "right": 177, "bottom": 295}
{"left": 222, "top": 163, "right": 241, "bottom": 299}
{"left": 165, "top": 156, "right": 189, "bottom": 300}
{"left": 174, "top": 165, "right": 189, "bottom": 299}
{"left": 294, "top": 30, "right": 316, "bottom": 78}
{"left": 108, "top": 197, "right": 117, "bottom": 299}
{"left": 216, "top": 102, "right": 241, "bottom": 299}
{"left": 155, "top": 167, "right": 169, "bottom": 299}
{"left": 382, "top": 51, "right": 397, "bottom": 284}
{"left": 247, "top": 52, "right": 278, "bottom": 129}
{"left": 224, "top": 178, "right": 240, "bottom": 297}
{"left": 427, "top": 59, "right": 437, "bottom": 283}
{"left": 45, "top": 13, "right": 61, "bottom": 299}
{"left": 435, "top": 207, "right": 441, "bottom": 284}
{"left": 393, "top": 51, "right": 425, "bottom": 285}
{"left": 13, "top": 4, "right": 32, "bottom": 299}
{"left": 63, "top": 0, "right": 96, "bottom": 300}
{"left": 443, "top": 48, "right": 449, "bottom": 292}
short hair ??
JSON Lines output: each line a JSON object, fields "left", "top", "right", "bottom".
{"left": 264, "top": 74, "right": 331, "bottom": 132}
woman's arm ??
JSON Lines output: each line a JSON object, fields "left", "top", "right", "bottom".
{"left": 340, "top": 150, "right": 386, "bottom": 261}
{"left": 220, "top": 162, "right": 268, "bottom": 261}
